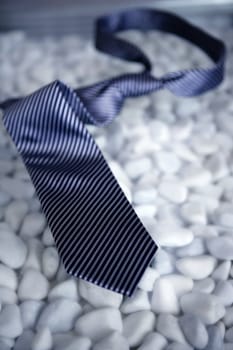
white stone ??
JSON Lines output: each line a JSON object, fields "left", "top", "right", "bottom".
{"left": 0, "top": 229, "right": 27, "bottom": 268}
{"left": 54, "top": 335, "right": 91, "bottom": 350}
{"left": 156, "top": 314, "right": 187, "bottom": 344}
{"left": 212, "top": 261, "right": 231, "bottom": 280}
{"left": 0, "top": 191, "right": 11, "bottom": 206}
{"left": 93, "top": 331, "right": 129, "bottom": 350}
{"left": 150, "top": 120, "right": 170, "bottom": 143}
{"left": 206, "top": 236, "right": 233, "bottom": 260}
{"left": 193, "top": 278, "right": 215, "bottom": 294}
{"left": 180, "top": 292, "right": 225, "bottom": 324}
{"left": 172, "top": 142, "right": 198, "bottom": 162}
{"left": 176, "top": 255, "right": 216, "bottom": 280}
{"left": 171, "top": 119, "right": 193, "bottom": 140}
{"left": 21, "top": 212, "right": 45, "bottom": 237}
{"left": 18, "top": 268, "right": 49, "bottom": 301}
{"left": 42, "top": 228, "right": 54, "bottom": 246}
{"left": 179, "top": 313, "right": 208, "bottom": 349}
{"left": 204, "top": 324, "right": 223, "bottom": 350}
{"left": 159, "top": 275, "right": 193, "bottom": 297}
{"left": 213, "top": 280, "right": 233, "bottom": 306}
{"left": 181, "top": 166, "right": 212, "bottom": 188}
{"left": 123, "top": 311, "right": 155, "bottom": 347}
{"left": 4, "top": 200, "right": 28, "bottom": 231}
{"left": 138, "top": 266, "right": 159, "bottom": 291}
{"left": 189, "top": 194, "right": 219, "bottom": 213}
{"left": 37, "top": 299, "right": 81, "bottom": 333}
{"left": 190, "top": 135, "right": 218, "bottom": 155}
{"left": 20, "top": 301, "right": 45, "bottom": 329}
{"left": 151, "top": 278, "right": 179, "bottom": 314}
{"left": 133, "top": 188, "right": 157, "bottom": 205}
{"left": 224, "top": 307, "right": 233, "bottom": 327}
{"left": 125, "top": 157, "right": 153, "bottom": 180}
{"left": 138, "top": 332, "right": 167, "bottom": 350}
{"left": 75, "top": 308, "right": 122, "bottom": 342}
{"left": 0, "top": 263, "right": 17, "bottom": 290}
{"left": 0, "top": 286, "right": 17, "bottom": 304}
{"left": 134, "top": 204, "right": 157, "bottom": 218}
{"left": 0, "top": 304, "right": 23, "bottom": 338}
{"left": 152, "top": 248, "right": 175, "bottom": 274}
{"left": 14, "top": 330, "right": 34, "bottom": 350}
{"left": 32, "top": 328, "right": 52, "bottom": 350}
{"left": 158, "top": 180, "right": 188, "bottom": 204}
{"left": 152, "top": 222, "right": 193, "bottom": 247}
{"left": 42, "top": 247, "right": 59, "bottom": 279}
{"left": 121, "top": 290, "right": 150, "bottom": 314}
{"left": 191, "top": 224, "right": 218, "bottom": 238}
{"left": 0, "top": 177, "right": 34, "bottom": 199}
{"left": 48, "top": 280, "right": 78, "bottom": 301}
{"left": 24, "top": 238, "right": 43, "bottom": 271}
{"left": 225, "top": 327, "right": 233, "bottom": 343}
{"left": 180, "top": 201, "right": 207, "bottom": 225}
{"left": 166, "top": 342, "right": 193, "bottom": 350}
{"left": 206, "top": 154, "right": 228, "bottom": 180}
{"left": 156, "top": 151, "right": 181, "bottom": 174}
{"left": 176, "top": 238, "right": 205, "bottom": 258}
{"left": 79, "top": 280, "right": 122, "bottom": 308}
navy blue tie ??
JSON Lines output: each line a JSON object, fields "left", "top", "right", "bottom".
{"left": 0, "top": 8, "right": 226, "bottom": 296}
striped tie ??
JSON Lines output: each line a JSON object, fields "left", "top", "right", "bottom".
{"left": 0, "top": 8, "right": 225, "bottom": 296}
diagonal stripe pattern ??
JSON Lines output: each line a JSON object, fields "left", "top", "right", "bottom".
{"left": 2, "top": 80, "right": 158, "bottom": 296}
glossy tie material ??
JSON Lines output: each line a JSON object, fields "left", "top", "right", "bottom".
{"left": 0, "top": 8, "right": 226, "bottom": 296}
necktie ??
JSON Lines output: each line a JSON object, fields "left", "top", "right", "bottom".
{"left": 0, "top": 8, "right": 226, "bottom": 297}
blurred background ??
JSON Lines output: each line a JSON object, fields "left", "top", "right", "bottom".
{"left": 0, "top": 0, "right": 233, "bottom": 37}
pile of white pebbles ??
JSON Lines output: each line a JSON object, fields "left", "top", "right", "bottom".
{"left": 0, "top": 16, "right": 233, "bottom": 350}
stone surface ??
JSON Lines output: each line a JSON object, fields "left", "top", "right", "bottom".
{"left": 21, "top": 212, "right": 45, "bottom": 237}
{"left": 158, "top": 180, "right": 188, "bottom": 204}
{"left": 152, "top": 222, "right": 194, "bottom": 247}
{"left": 0, "top": 228, "right": 27, "bottom": 268}
{"left": 32, "top": 327, "right": 53, "bottom": 350}
{"left": 79, "top": 280, "right": 123, "bottom": 308}
{"left": 14, "top": 330, "right": 34, "bottom": 350}
{"left": 151, "top": 278, "right": 179, "bottom": 314}
{"left": 213, "top": 280, "right": 233, "bottom": 306}
{"left": 206, "top": 236, "right": 233, "bottom": 260}
{"left": 176, "top": 256, "right": 216, "bottom": 280}
{"left": 156, "top": 314, "right": 187, "bottom": 344}
{"left": 48, "top": 280, "right": 78, "bottom": 301}
{"left": 18, "top": 268, "right": 49, "bottom": 301}
{"left": 179, "top": 314, "right": 208, "bottom": 349}
{"left": 0, "top": 263, "right": 17, "bottom": 290}
{"left": 93, "top": 331, "right": 129, "bottom": 350}
{"left": 123, "top": 311, "right": 155, "bottom": 347}
{"left": 138, "top": 332, "right": 168, "bottom": 350}
{"left": 42, "top": 247, "right": 59, "bottom": 279}
{"left": 138, "top": 266, "right": 159, "bottom": 292}
{"left": 20, "top": 300, "right": 45, "bottom": 329}
{"left": 75, "top": 308, "right": 122, "bottom": 341}
{"left": 121, "top": 290, "right": 151, "bottom": 313}
{"left": 0, "top": 304, "right": 23, "bottom": 338}
{"left": 37, "top": 299, "right": 82, "bottom": 333}
{"left": 180, "top": 292, "right": 225, "bottom": 325}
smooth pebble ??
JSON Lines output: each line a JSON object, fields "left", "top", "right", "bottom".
{"left": 180, "top": 292, "right": 225, "bottom": 324}
{"left": 75, "top": 308, "right": 122, "bottom": 341}
{"left": 79, "top": 280, "right": 122, "bottom": 308}
{"left": 18, "top": 268, "right": 49, "bottom": 301}
{"left": 176, "top": 256, "right": 216, "bottom": 280}
{"left": 123, "top": 310, "right": 155, "bottom": 347}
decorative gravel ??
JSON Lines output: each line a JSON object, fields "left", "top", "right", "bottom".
{"left": 0, "top": 16, "right": 233, "bottom": 350}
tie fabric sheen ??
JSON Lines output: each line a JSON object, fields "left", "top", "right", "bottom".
{"left": 0, "top": 9, "right": 226, "bottom": 297}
